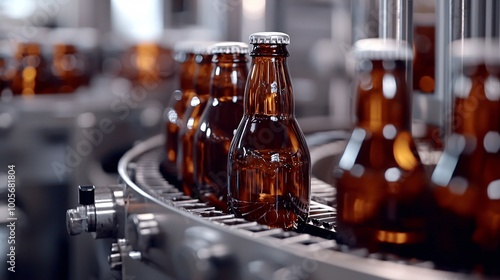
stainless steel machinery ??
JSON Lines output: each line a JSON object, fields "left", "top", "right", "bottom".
{"left": 65, "top": 134, "right": 481, "bottom": 280}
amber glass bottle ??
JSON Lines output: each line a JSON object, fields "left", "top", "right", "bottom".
{"left": 227, "top": 32, "right": 311, "bottom": 230}
{"left": 334, "top": 39, "right": 430, "bottom": 256}
{"left": 120, "top": 43, "right": 174, "bottom": 87}
{"left": 193, "top": 42, "right": 249, "bottom": 211}
{"left": 52, "top": 44, "right": 85, "bottom": 93}
{"left": 178, "top": 44, "right": 215, "bottom": 196}
{"left": 164, "top": 42, "right": 198, "bottom": 179}
{"left": 431, "top": 39, "right": 500, "bottom": 274}
{"left": 12, "top": 43, "right": 54, "bottom": 95}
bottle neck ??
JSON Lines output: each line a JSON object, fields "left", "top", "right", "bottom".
{"left": 193, "top": 54, "right": 214, "bottom": 97}
{"left": 211, "top": 53, "right": 248, "bottom": 99}
{"left": 355, "top": 60, "right": 411, "bottom": 132}
{"left": 245, "top": 44, "right": 294, "bottom": 118}
{"left": 180, "top": 53, "right": 196, "bottom": 91}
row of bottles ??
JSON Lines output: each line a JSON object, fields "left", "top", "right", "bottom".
{"left": 0, "top": 40, "right": 175, "bottom": 96}
{"left": 163, "top": 33, "right": 311, "bottom": 231}
{"left": 1, "top": 42, "right": 90, "bottom": 95}
{"left": 335, "top": 37, "right": 500, "bottom": 274}
{"left": 163, "top": 32, "right": 498, "bottom": 273}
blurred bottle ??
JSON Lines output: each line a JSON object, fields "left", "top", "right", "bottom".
{"left": 120, "top": 43, "right": 174, "bottom": 87}
{"left": 11, "top": 42, "right": 55, "bottom": 95}
{"left": 334, "top": 39, "right": 430, "bottom": 256}
{"left": 227, "top": 32, "right": 311, "bottom": 230}
{"left": 193, "top": 42, "right": 249, "bottom": 211}
{"left": 178, "top": 43, "right": 215, "bottom": 196}
{"left": 413, "top": 0, "right": 436, "bottom": 94}
{"left": 163, "top": 42, "right": 198, "bottom": 181}
{"left": 52, "top": 44, "right": 88, "bottom": 93}
{"left": 431, "top": 39, "right": 500, "bottom": 274}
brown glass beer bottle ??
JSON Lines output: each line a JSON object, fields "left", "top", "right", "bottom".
{"left": 52, "top": 44, "right": 85, "bottom": 93}
{"left": 164, "top": 42, "right": 198, "bottom": 180}
{"left": 120, "top": 43, "right": 174, "bottom": 87}
{"left": 334, "top": 39, "right": 430, "bottom": 256}
{"left": 431, "top": 39, "right": 500, "bottom": 274}
{"left": 193, "top": 42, "right": 249, "bottom": 211}
{"left": 227, "top": 32, "right": 311, "bottom": 230}
{"left": 178, "top": 43, "right": 215, "bottom": 196}
{"left": 11, "top": 42, "right": 54, "bottom": 95}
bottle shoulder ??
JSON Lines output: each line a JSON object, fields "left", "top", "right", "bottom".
{"left": 431, "top": 133, "right": 500, "bottom": 187}
{"left": 337, "top": 127, "right": 424, "bottom": 172}
{"left": 230, "top": 115, "right": 310, "bottom": 156}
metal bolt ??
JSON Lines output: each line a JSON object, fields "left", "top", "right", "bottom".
{"left": 128, "top": 251, "right": 142, "bottom": 260}
{"left": 128, "top": 213, "right": 160, "bottom": 253}
{"left": 66, "top": 209, "right": 83, "bottom": 236}
{"left": 108, "top": 252, "right": 122, "bottom": 270}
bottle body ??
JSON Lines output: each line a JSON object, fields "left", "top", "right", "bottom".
{"left": 194, "top": 50, "right": 248, "bottom": 210}
{"left": 228, "top": 115, "right": 310, "bottom": 229}
{"left": 335, "top": 128, "right": 429, "bottom": 255}
{"left": 335, "top": 44, "right": 430, "bottom": 256}
{"left": 227, "top": 34, "right": 311, "bottom": 230}
{"left": 431, "top": 61, "right": 500, "bottom": 272}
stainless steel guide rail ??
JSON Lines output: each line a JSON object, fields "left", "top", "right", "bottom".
{"left": 104, "top": 134, "right": 475, "bottom": 280}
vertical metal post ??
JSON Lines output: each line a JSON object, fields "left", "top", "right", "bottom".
{"left": 379, "top": 0, "right": 390, "bottom": 39}
{"left": 470, "top": 0, "right": 486, "bottom": 37}
{"left": 485, "top": 0, "right": 500, "bottom": 38}
{"left": 379, "top": 0, "right": 413, "bottom": 45}
{"left": 436, "top": 0, "right": 452, "bottom": 139}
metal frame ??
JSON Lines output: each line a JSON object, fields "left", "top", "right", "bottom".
{"left": 112, "top": 134, "right": 477, "bottom": 280}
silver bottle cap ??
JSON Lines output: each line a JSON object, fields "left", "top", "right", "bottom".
{"left": 193, "top": 41, "right": 217, "bottom": 55}
{"left": 212, "top": 42, "right": 249, "bottom": 54}
{"left": 174, "top": 40, "right": 200, "bottom": 54}
{"left": 174, "top": 41, "right": 216, "bottom": 55}
{"left": 450, "top": 38, "right": 500, "bottom": 65}
{"left": 249, "top": 32, "right": 290, "bottom": 45}
{"left": 351, "top": 38, "right": 413, "bottom": 61}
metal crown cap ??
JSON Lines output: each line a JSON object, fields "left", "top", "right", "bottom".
{"left": 351, "top": 38, "right": 413, "bottom": 61}
{"left": 450, "top": 38, "right": 500, "bottom": 65}
{"left": 249, "top": 32, "right": 290, "bottom": 45}
{"left": 193, "top": 41, "right": 217, "bottom": 55}
{"left": 212, "top": 42, "right": 249, "bottom": 54}
{"left": 174, "top": 40, "right": 200, "bottom": 53}
{"left": 174, "top": 40, "right": 216, "bottom": 54}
